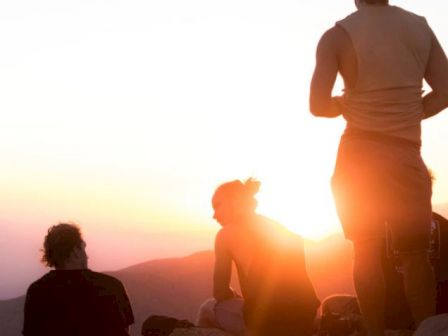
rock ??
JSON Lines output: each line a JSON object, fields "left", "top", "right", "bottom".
{"left": 170, "top": 327, "right": 233, "bottom": 336}
{"left": 384, "top": 330, "right": 413, "bottom": 336}
{"left": 414, "top": 314, "right": 448, "bottom": 336}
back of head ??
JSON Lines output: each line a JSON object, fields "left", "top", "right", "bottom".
{"left": 212, "top": 178, "right": 260, "bottom": 213}
{"left": 361, "top": 0, "right": 389, "bottom": 4}
{"left": 41, "top": 222, "right": 84, "bottom": 268}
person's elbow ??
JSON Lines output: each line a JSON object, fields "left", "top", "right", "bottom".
{"left": 310, "top": 94, "right": 344, "bottom": 118}
{"left": 309, "top": 99, "right": 334, "bottom": 118}
{"left": 432, "top": 88, "right": 448, "bottom": 112}
{"left": 309, "top": 100, "right": 327, "bottom": 117}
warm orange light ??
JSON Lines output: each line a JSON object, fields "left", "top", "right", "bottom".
{"left": 256, "top": 178, "right": 342, "bottom": 241}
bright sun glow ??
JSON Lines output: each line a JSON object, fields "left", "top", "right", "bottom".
{"left": 257, "top": 175, "right": 342, "bottom": 241}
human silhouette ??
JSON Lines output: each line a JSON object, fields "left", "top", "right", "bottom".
{"left": 310, "top": 0, "right": 448, "bottom": 335}
{"left": 197, "top": 178, "right": 319, "bottom": 336}
{"left": 22, "top": 223, "right": 134, "bottom": 336}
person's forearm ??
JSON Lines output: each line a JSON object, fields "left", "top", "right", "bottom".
{"left": 422, "top": 91, "right": 448, "bottom": 119}
{"left": 213, "top": 285, "right": 235, "bottom": 302}
{"left": 310, "top": 96, "right": 343, "bottom": 118}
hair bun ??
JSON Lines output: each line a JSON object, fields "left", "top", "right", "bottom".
{"left": 243, "top": 178, "right": 261, "bottom": 196}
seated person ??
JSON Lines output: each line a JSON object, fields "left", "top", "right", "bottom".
{"left": 383, "top": 211, "right": 448, "bottom": 330}
{"left": 22, "top": 222, "right": 134, "bottom": 336}
{"left": 197, "top": 178, "right": 320, "bottom": 336}
{"left": 323, "top": 211, "right": 448, "bottom": 332}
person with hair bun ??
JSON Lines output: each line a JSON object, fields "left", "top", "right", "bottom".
{"left": 197, "top": 179, "right": 319, "bottom": 336}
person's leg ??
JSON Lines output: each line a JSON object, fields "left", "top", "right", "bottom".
{"left": 196, "top": 298, "right": 218, "bottom": 328}
{"left": 353, "top": 238, "right": 385, "bottom": 336}
{"left": 214, "top": 298, "right": 246, "bottom": 336}
{"left": 399, "top": 251, "right": 436, "bottom": 326}
{"left": 437, "top": 280, "right": 448, "bottom": 314}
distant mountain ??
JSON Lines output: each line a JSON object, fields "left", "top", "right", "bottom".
{"left": 113, "top": 251, "right": 216, "bottom": 335}
{"left": 0, "top": 234, "right": 372, "bottom": 336}
{"left": 434, "top": 202, "right": 448, "bottom": 218}
{"left": 0, "top": 296, "right": 25, "bottom": 336}
{"left": 0, "top": 251, "right": 218, "bottom": 336}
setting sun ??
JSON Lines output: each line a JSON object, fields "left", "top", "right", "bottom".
{"left": 257, "top": 173, "right": 342, "bottom": 241}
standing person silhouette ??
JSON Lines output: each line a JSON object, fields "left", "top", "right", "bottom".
{"left": 309, "top": 1, "right": 448, "bottom": 335}
{"left": 197, "top": 178, "right": 319, "bottom": 336}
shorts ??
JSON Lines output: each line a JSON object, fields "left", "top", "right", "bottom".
{"left": 331, "top": 130, "right": 432, "bottom": 252}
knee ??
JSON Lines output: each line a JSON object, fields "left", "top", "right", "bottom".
{"left": 196, "top": 298, "right": 217, "bottom": 327}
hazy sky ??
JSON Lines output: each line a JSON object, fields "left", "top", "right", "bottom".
{"left": 1, "top": 0, "right": 448, "bottom": 299}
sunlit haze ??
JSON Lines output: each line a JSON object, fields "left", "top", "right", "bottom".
{"left": 1, "top": 0, "right": 448, "bottom": 299}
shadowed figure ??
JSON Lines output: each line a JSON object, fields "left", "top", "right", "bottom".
{"left": 383, "top": 212, "right": 448, "bottom": 329}
{"left": 197, "top": 178, "right": 319, "bottom": 336}
{"left": 318, "top": 212, "right": 448, "bottom": 334}
{"left": 309, "top": 0, "right": 448, "bottom": 335}
{"left": 22, "top": 223, "right": 134, "bottom": 336}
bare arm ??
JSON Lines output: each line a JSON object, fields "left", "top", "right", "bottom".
{"left": 423, "top": 31, "right": 448, "bottom": 119}
{"left": 213, "top": 230, "right": 235, "bottom": 302}
{"left": 309, "top": 27, "right": 344, "bottom": 118}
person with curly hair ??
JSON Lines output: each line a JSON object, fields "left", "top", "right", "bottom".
{"left": 23, "top": 222, "right": 134, "bottom": 336}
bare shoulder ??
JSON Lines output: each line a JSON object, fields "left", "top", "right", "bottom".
{"left": 216, "top": 225, "right": 240, "bottom": 243}
{"left": 316, "top": 25, "right": 350, "bottom": 58}
{"left": 215, "top": 227, "right": 228, "bottom": 245}
{"left": 215, "top": 225, "right": 251, "bottom": 255}
{"left": 215, "top": 226, "right": 235, "bottom": 250}
{"left": 318, "top": 25, "right": 350, "bottom": 51}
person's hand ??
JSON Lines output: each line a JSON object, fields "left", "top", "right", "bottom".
{"left": 333, "top": 95, "right": 346, "bottom": 116}
{"left": 230, "top": 287, "right": 242, "bottom": 298}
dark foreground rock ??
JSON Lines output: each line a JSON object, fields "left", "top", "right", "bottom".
{"left": 170, "top": 327, "right": 232, "bottom": 336}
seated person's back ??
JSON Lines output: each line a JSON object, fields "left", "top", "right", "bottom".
{"left": 244, "top": 214, "right": 320, "bottom": 335}
{"left": 199, "top": 178, "right": 319, "bottom": 336}
{"left": 23, "top": 223, "right": 134, "bottom": 336}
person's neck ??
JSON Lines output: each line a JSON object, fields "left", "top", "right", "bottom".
{"left": 359, "top": 2, "right": 389, "bottom": 7}
{"left": 56, "top": 262, "right": 87, "bottom": 270}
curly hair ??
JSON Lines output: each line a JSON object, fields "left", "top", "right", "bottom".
{"left": 41, "top": 222, "right": 84, "bottom": 268}
{"left": 364, "top": 0, "right": 389, "bottom": 4}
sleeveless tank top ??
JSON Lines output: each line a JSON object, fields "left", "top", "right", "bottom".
{"left": 337, "top": 5, "right": 432, "bottom": 143}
